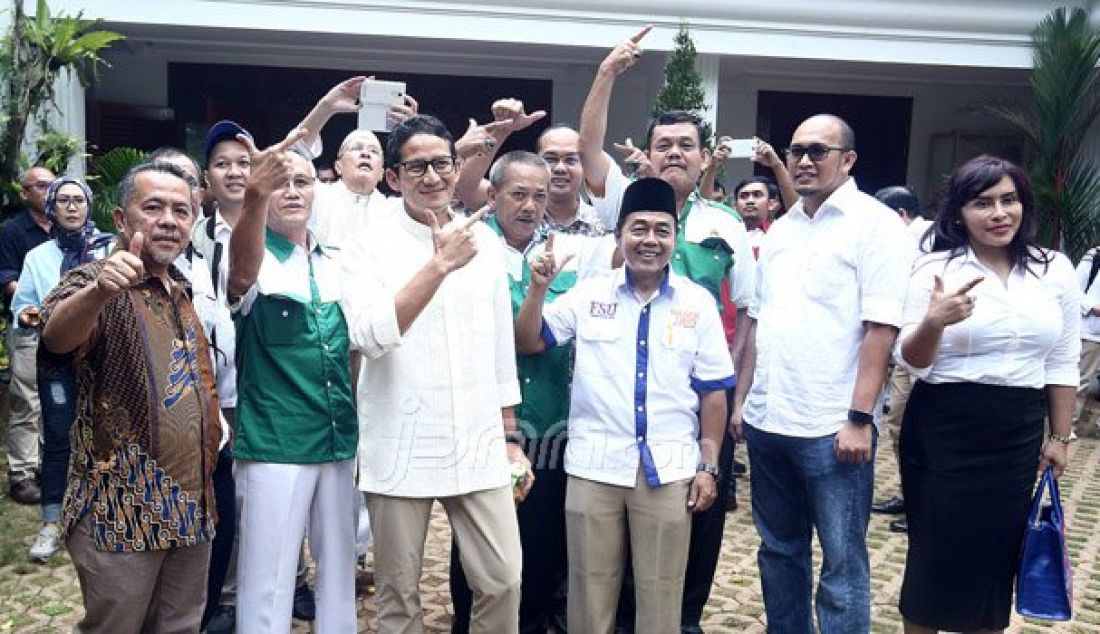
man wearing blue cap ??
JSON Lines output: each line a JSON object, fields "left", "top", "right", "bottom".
{"left": 515, "top": 177, "right": 734, "bottom": 634}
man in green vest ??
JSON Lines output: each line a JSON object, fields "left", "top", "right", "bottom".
{"left": 578, "top": 26, "right": 758, "bottom": 633}
{"left": 449, "top": 150, "right": 614, "bottom": 633}
{"left": 225, "top": 129, "right": 359, "bottom": 632}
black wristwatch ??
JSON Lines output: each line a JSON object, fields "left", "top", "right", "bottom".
{"left": 697, "top": 463, "right": 720, "bottom": 479}
{"left": 847, "top": 409, "right": 874, "bottom": 426}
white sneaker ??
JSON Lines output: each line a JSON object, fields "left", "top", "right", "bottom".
{"left": 29, "top": 524, "right": 61, "bottom": 562}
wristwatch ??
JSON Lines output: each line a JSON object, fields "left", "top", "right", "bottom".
{"left": 847, "top": 409, "right": 874, "bottom": 426}
{"left": 697, "top": 463, "right": 720, "bottom": 479}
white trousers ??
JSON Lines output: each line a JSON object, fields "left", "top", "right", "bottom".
{"left": 235, "top": 459, "right": 357, "bottom": 633}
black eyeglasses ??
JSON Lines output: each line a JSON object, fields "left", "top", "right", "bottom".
{"left": 55, "top": 196, "right": 87, "bottom": 208}
{"left": 784, "top": 144, "right": 850, "bottom": 162}
{"left": 398, "top": 156, "right": 456, "bottom": 177}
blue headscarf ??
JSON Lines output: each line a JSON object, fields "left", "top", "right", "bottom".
{"left": 44, "top": 178, "right": 111, "bottom": 274}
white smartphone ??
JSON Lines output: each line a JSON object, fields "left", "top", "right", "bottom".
{"left": 728, "top": 138, "right": 756, "bottom": 159}
{"left": 358, "top": 80, "right": 406, "bottom": 133}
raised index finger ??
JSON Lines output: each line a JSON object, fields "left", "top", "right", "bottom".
{"left": 630, "top": 25, "right": 653, "bottom": 44}
{"left": 271, "top": 127, "right": 309, "bottom": 154}
{"left": 953, "top": 276, "right": 984, "bottom": 296}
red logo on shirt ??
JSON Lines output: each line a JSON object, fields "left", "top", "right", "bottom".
{"left": 589, "top": 301, "right": 618, "bottom": 319}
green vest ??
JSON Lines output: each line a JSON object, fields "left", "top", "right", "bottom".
{"left": 233, "top": 230, "right": 357, "bottom": 463}
{"left": 489, "top": 217, "right": 577, "bottom": 437}
{"left": 671, "top": 195, "right": 741, "bottom": 308}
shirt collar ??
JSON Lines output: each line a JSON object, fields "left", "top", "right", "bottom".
{"left": 396, "top": 205, "right": 454, "bottom": 239}
{"left": 619, "top": 266, "right": 673, "bottom": 298}
{"left": 264, "top": 228, "right": 326, "bottom": 263}
{"left": 791, "top": 177, "right": 858, "bottom": 220}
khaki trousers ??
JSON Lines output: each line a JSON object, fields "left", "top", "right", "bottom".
{"left": 566, "top": 468, "right": 692, "bottom": 634}
{"left": 881, "top": 365, "right": 914, "bottom": 499}
{"left": 1077, "top": 340, "right": 1100, "bottom": 424}
{"left": 5, "top": 327, "right": 40, "bottom": 477}
{"left": 367, "top": 486, "right": 522, "bottom": 634}
{"left": 68, "top": 515, "right": 211, "bottom": 634}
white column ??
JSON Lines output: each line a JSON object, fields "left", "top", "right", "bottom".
{"left": 52, "top": 69, "right": 87, "bottom": 178}
{"left": 695, "top": 54, "right": 720, "bottom": 141}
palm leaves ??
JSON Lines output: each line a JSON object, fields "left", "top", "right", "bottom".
{"left": 987, "top": 6, "right": 1100, "bottom": 261}
{"left": 0, "top": 0, "right": 123, "bottom": 213}
{"left": 87, "top": 147, "right": 146, "bottom": 232}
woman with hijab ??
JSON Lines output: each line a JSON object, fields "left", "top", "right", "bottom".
{"left": 895, "top": 155, "right": 1079, "bottom": 633}
{"left": 16, "top": 177, "right": 114, "bottom": 561}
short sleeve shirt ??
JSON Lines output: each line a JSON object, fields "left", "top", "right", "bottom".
{"left": 541, "top": 268, "right": 735, "bottom": 487}
{"left": 232, "top": 230, "right": 357, "bottom": 463}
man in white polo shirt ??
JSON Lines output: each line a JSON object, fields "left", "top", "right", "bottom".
{"left": 732, "top": 114, "right": 914, "bottom": 633}
{"left": 516, "top": 177, "right": 734, "bottom": 634}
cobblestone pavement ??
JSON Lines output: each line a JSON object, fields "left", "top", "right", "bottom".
{"left": 2, "top": 440, "right": 1099, "bottom": 632}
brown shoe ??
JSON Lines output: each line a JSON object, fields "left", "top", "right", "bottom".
{"left": 9, "top": 476, "right": 42, "bottom": 505}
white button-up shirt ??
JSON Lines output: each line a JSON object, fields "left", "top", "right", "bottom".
{"left": 541, "top": 268, "right": 734, "bottom": 488}
{"left": 1076, "top": 250, "right": 1100, "bottom": 343}
{"left": 189, "top": 210, "right": 237, "bottom": 408}
{"left": 744, "top": 178, "right": 915, "bottom": 437}
{"left": 342, "top": 207, "right": 521, "bottom": 497}
{"left": 896, "top": 247, "right": 1081, "bottom": 387}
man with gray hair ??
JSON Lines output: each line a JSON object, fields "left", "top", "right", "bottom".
{"left": 295, "top": 76, "right": 417, "bottom": 247}
{"left": 450, "top": 150, "right": 613, "bottom": 632}
{"left": 37, "top": 161, "right": 221, "bottom": 631}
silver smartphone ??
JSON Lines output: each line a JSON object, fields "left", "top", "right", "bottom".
{"left": 358, "top": 80, "right": 406, "bottom": 133}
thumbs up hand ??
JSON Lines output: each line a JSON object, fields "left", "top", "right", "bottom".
{"left": 96, "top": 231, "right": 147, "bottom": 295}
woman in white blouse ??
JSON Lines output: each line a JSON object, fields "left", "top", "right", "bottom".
{"left": 895, "top": 155, "right": 1079, "bottom": 634}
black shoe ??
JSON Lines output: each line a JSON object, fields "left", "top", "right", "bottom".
{"left": 205, "top": 605, "right": 235, "bottom": 634}
{"left": 9, "top": 476, "right": 41, "bottom": 505}
{"left": 889, "top": 518, "right": 908, "bottom": 533}
{"left": 292, "top": 583, "right": 316, "bottom": 621}
{"left": 871, "top": 496, "right": 905, "bottom": 515}
{"left": 681, "top": 626, "right": 705, "bottom": 634}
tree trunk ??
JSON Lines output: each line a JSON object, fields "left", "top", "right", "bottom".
{"left": 0, "top": 0, "right": 26, "bottom": 204}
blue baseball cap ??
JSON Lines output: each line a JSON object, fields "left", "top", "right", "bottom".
{"left": 203, "top": 120, "right": 253, "bottom": 164}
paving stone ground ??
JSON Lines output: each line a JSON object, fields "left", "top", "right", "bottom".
{"left": 2, "top": 439, "right": 1099, "bottom": 632}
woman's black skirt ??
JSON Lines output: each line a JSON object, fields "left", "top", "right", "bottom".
{"left": 898, "top": 380, "right": 1043, "bottom": 631}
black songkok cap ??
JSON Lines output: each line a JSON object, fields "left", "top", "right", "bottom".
{"left": 616, "top": 177, "right": 678, "bottom": 231}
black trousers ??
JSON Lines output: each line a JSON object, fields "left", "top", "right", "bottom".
{"left": 451, "top": 437, "right": 569, "bottom": 633}
{"left": 201, "top": 439, "right": 237, "bottom": 627}
{"left": 617, "top": 390, "right": 736, "bottom": 632}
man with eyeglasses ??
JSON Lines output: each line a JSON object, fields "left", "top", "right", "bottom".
{"left": 342, "top": 114, "right": 528, "bottom": 632}
{"left": 578, "top": 26, "right": 755, "bottom": 633}
{"left": 0, "top": 165, "right": 56, "bottom": 504}
{"left": 296, "top": 76, "right": 417, "bottom": 249}
{"left": 227, "top": 131, "right": 360, "bottom": 632}
{"left": 731, "top": 114, "right": 915, "bottom": 632}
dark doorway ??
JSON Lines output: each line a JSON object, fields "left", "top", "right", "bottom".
{"left": 756, "top": 91, "right": 912, "bottom": 197}
{"left": 166, "top": 63, "right": 552, "bottom": 188}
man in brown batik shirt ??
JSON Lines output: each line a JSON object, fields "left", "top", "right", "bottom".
{"left": 39, "top": 162, "right": 221, "bottom": 633}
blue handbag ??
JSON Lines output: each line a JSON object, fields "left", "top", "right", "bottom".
{"left": 1015, "top": 465, "right": 1072, "bottom": 621}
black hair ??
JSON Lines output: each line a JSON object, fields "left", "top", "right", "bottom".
{"left": 929, "top": 154, "right": 1050, "bottom": 274}
{"left": 874, "top": 185, "right": 922, "bottom": 219}
{"left": 645, "top": 110, "right": 707, "bottom": 149}
{"left": 385, "top": 114, "right": 455, "bottom": 170}
{"left": 734, "top": 176, "right": 778, "bottom": 199}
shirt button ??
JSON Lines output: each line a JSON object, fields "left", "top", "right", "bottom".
{"left": 331, "top": 420, "right": 337, "bottom": 426}
{"left": 326, "top": 380, "right": 332, "bottom": 388}
{"left": 637, "top": 435, "right": 644, "bottom": 442}
{"left": 524, "top": 377, "right": 531, "bottom": 384}
{"left": 639, "top": 340, "right": 646, "bottom": 346}
{"left": 281, "top": 310, "right": 289, "bottom": 317}
{"left": 675, "top": 254, "right": 682, "bottom": 260}
{"left": 636, "top": 405, "right": 643, "bottom": 412}
{"left": 638, "top": 372, "right": 644, "bottom": 378}
{"left": 323, "top": 344, "right": 330, "bottom": 351}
